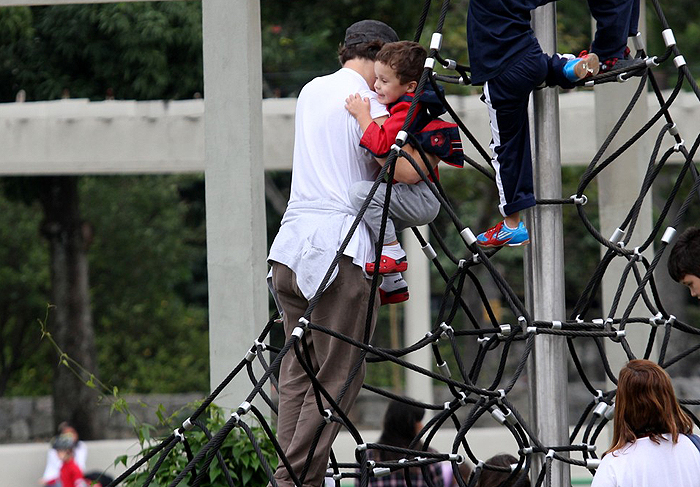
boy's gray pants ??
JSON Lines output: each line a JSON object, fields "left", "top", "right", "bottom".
{"left": 349, "top": 180, "right": 440, "bottom": 245}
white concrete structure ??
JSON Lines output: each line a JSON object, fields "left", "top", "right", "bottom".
{"left": 2, "top": 91, "right": 696, "bottom": 176}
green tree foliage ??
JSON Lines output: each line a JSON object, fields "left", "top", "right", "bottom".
{"left": 1, "top": 175, "right": 209, "bottom": 396}
{"left": 120, "top": 404, "right": 278, "bottom": 487}
{"left": 0, "top": 2, "right": 203, "bottom": 102}
{"left": 82, "top": 176, "right": 209, "bottom": 393}
{"left": 0, "top": 194, "right": 52, "bottom": 396}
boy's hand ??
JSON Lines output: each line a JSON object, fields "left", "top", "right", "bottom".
{"left": 345, "top": 93, "right": 373, "bottom": 132}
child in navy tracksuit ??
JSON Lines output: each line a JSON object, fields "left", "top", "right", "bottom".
{"left": 469, "top": 0, "right": 640, "bottom": 247}
{"left": 346, "top": 41, "right": 464, "bottom": 304}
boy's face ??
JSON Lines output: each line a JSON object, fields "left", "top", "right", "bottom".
{"left": 680, "top": 274, "right": 700, "bottom": 299}
{"left": 373, "top": 61, "right": 415, "bottom": 105}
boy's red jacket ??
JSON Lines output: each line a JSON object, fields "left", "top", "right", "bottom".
{"left": 360, "top": 85, "right": 465, "bottom": 169}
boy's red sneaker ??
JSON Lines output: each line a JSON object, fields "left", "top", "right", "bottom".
{"left": 365, "top": 255, "right": 408, "bottom": 274}
{"left": 379, "top": 286, "right": 410, "bottom": 305}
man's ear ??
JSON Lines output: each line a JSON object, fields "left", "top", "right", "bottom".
{"left": 406, "top": 81, "right": 418, "bottom": 93}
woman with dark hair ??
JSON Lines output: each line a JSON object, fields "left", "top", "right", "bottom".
{"left": 591, "top": 359, "right": 700, "bottom": 487}
{"left": 357, "top": 400, "right": 444, "bottom": 487}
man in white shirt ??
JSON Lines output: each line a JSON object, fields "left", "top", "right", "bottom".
{"left": 267, "top": 19, "right": 401, "bottom": 487}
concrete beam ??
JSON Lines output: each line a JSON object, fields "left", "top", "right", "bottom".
{"left": 0, "top": 91, "right": 697, "bottom": 176}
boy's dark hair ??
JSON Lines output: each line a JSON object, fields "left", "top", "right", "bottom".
{"left": 667, "top": 227, "right": 700, "bottom": 282}
{"left": 375, "top": 41, "right": 427, "bottom": 85}
{"left": 338, "top": 40, "right": 385, "bottom": 65}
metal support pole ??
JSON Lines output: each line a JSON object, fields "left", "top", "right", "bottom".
{"left": 202, "top": 0, "right": 267, "bottom": 412}
{"left": 525, "top": 4, "right": 570, "bottom": 486}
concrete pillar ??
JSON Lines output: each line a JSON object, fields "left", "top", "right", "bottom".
{"left": 403, "top": 226, "right": 434, "bottom": 406}
{"left": 202, "top": 0, "right": 267, "bottom": 412}
{"left": 595, "top": 1, "right": 656, "bottom": 376}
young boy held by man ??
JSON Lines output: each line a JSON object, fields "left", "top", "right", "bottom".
{"left": 345, "top": 41, "right": 464, "bottom": 304}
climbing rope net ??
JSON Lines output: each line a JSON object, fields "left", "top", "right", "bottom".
{"left": 109, "top": 0, "right": 700, "bottom": 486}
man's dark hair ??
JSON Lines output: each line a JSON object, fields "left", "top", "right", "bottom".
{"left": 667, "top": 227, "right": 700, "bottom": 282}
{"left": 375, "top": 41, "right": 427, "bottom": 85}
{"left": 338, "top": 40, "right": 385, "bottom": 65}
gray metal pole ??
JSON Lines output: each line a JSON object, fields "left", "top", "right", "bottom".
{"left": 525, "top": 4, "right": 570, "bottom": 486}
{"left": 202, "top": 0, "right": 267, "bottom": 412}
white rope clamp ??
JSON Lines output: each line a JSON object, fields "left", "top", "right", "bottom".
{"left": 616, "top": 330, "right": 626, "bottom": 339}
{"left": 605, "top": 403, "right": 615, "bottom": 420}
{"left": 323, "top": 409, "right": 333, "bottom": 424}
{"left": 616, "top": 73, "right": 628, "bottom": 83}
{"left": 291, "top": 326, "right": 305, "bottom": 339}
{"left": 438, "top": 361, "right": 452, "bottom": 378}
{"left": 593, "top": 402, "right": 609, "bottom": 418}
{"left": 458, "top": 259, "right": 467, "bottom": 269}
{"left": 444, "top": 59, "right": 457, "bottom": 70}
{"left": 498, "top": 324, "right": 512, "bottom": 338}
{"left": 373, "top": 467, "right": 392, "bottom": 477}
{"left": 238, "top": 401, "right": 252, "bottom": 415}
{"left": 393, "top": 131, "right": 408, "bottom": 146}
{"left": 649, "top": 312, "right": 664, "bottom": 326}
{"left": 421, "top": 242, "right": 438, "bottom": 260}
{"left": 231, "top": 412, "right": 241, "bottom": 424}
{"left": 449, "top": 454, "right": 464, "bottom": 464}
{"left": 674, "top": 55, "right": 687, "bottom": 68}
{"left": 497, "top": 389, "right": 506, "bottom": 405}
{"left": 182, "top": 418, "right": 194, "bottom": 431}
{"left": 669, "top": 123, "right": 680, "bottom": 136}
{"left": 460, "top": 227, "right": 477, "bottom": 246}
{"left": 173, "top": 429, "right": 185, "bottom": 442}
{"left": 665, "top": 315, "right": 677, "bottom": 327}
{"left": 586, "top": 459, "right": 601, "bottom": 469}
{"left": 594, "top": 390, "right": 604, "bottom": 403}
{"left": 390, "top": 143, "right": 402, "bottom": 155}
{"left": 472, "top": 253, "right": 481, "bottom": 264}
{"left": 430, "top": 33, "right": 443, "bottom": 51}
{"left": 356, "top": 443, "right": 368, "bottom": 452}
{"left": 662, "top": 29, "right": 676, "bottom": 48}
{"left": 458, "top": 391, "right": 468, "bottom": 406}
{"left": 518, "top": 316, "right": 527, "bottom": 331}
{"left": 244, "top": 348, "right": 257, "bottom": 362}
{"left": 333, "top": 473, "right": 343, "bottom": 481}
{"left": 526, "top": 326, "right": 537, "bottom": 335}
{"left": 254, "top": 339, "right": 267, "bottom": 351}
{"left": 521, "top": 446, "right": 534, "bottom": 455}
{"left": 424, "top": 58, "right": 436, "bottom": 70}
{"left": 673, "top": 139, "right": 685, "bottom": 152}
{"left": 661, "top": 226, "right": 677, "bottom": 244}
{"left": 546, "top": 449, "right": 555, "bottom": 459}
{"left": 491, "top": 408, "right": 507, "bottom": 425}
{"left": 610, "top": 228, "right": 625, "bottom": 245}
{"left": 551, "top": 321, "right": 562, "bottom": 330}
{"left": 440, "top": 322, "right": 454, "bottom": 338}
{"left": 633, "top": 32, "right": 645, "bottom": 51}
{"left": 646, "top": 56, "right": 659, "bottom": 67}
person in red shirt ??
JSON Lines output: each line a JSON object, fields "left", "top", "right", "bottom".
{"left": 346, "top": 41, "right": 464, "bottom": 305}
{"left": 53, "top": 434, "right": 88, "bottom": 487}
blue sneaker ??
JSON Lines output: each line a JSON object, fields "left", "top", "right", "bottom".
{"left": 476, "top": 221, "right": 530, "bottom": 248}
{"left": 563, "top": 51, "right": 600, "bottom": 83}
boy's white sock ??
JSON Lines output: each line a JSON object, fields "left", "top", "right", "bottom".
{"left": 381, "top": 272, "right": 407, "bottom": 292}
{"left": 382, "top": 242, "right": 406, "bottom": 260}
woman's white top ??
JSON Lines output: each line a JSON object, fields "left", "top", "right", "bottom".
{"left": 591, "top": 434, "right": 700, "bottom": 487}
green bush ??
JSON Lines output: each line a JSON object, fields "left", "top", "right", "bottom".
{"left": 119, "top": 405, "right": 278, "bottom": 487}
